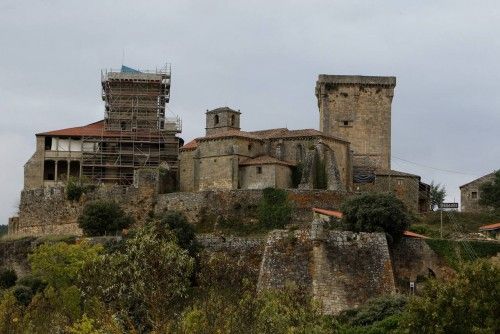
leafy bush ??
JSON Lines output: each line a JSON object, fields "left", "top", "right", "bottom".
{"left": 479, "top": 170, "right": 500, "bottom": 209}
{"left": 78, "top": 200, "right": 134, "bottom": 236}
{"left": 337, "top": 294, "right": 407, "bottom": 327}
{"left": 13, "top": 285, "right": 33, "bottom": 306}
{"left": 79, "top": 226, "right": 194, "bottom": 332}
{"left": 16, "top": 275, "right": 47, "bottom": 295}
{"left": 400, "top": 260, "right": 500, "bottom": 333}
{"left": 0, "top": 268, "right": 17, "bottom": 289}
{"left": 341, "top": 193, "right": 410, "bottom": 242}
{"left": 66, "top": 177, "right": 85, "bottom": 201}
{"left": 258, "top": 188, "right": 292, "bottom": 229}
{"left": 156, "top": 211, "right": 199, "bottom": 257}
{"left": 29, "top": 241, "right": 102, "bottom": 289}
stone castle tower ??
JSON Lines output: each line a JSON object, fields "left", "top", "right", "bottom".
{"left": 315, "top": 75, "right": 396, "bottom": 170}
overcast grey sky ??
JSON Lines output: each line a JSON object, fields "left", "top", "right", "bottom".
{"left": 1, "top": 0, "right": 499, "bottom": 224}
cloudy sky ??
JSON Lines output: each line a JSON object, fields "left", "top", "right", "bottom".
{"left": 1, "top": 0, "right": 499, "bottom": 224}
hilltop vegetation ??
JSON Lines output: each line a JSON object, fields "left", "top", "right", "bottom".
{"left": 0, "top": 212, "right": 498, "bottom": 333}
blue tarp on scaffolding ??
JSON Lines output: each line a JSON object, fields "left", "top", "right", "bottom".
{"left": 120, "top": 65, "right": 142, "bottom": 73}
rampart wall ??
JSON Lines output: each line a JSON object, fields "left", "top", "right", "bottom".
{"left": 257, "top": 229, "right": 395, "bottom": 314}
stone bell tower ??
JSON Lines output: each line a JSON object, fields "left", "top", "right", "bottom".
{"left": 205, "top": 106, "right": 241, "bottom": 136}
{"left": 315, "top": 75, "right": 396, "bottom": 170}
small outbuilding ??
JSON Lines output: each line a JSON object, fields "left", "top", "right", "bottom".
{"left": 479, "top": 222, "right": 500, "bottom": 240}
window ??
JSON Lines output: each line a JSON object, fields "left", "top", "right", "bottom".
{"left": 256, "top": 166, "right": 262, "bottom": 174}
{"left": 397, "top": 179, "right": 403, "bottom": 186}
{"left": 471, "top": 191, "right": 478, "bottom": 199}
{"left": 341, "top": 120, "right": 352, "bottom": 127}
{"left": 44, "top": 137, "right": 52, "bottom": 150}
{"left": 214, "top": 114, "right": 219, "bottom": 125}
{"left": 248, "top": 143, "right": 253, "bottom": 152}
{"left": 231, "top": 115, "right": 235, "bottom": 126}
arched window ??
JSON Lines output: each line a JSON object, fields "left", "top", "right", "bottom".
{"left": 231, "top": 114, "right": 235, "bottom": 126}
{"left": 214, "top": 114, "right": 219, "bottom": 125}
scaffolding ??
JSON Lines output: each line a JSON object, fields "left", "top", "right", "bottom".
{"left": 82, "top": 64, "right": 182, "bottom": 185}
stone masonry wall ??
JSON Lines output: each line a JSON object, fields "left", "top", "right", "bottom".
{"left": 257, "top": 228, "right": 395, "bottom": 314}
{"left": 460, "top": 172, "right": 496, "bottom": 212}
{"left": 391, "top": 238, "right": 454, "bottom": 293}
{"left": 156, "top": 189, "right": 345, "bottom": 226}
{"left": 10, "top": 170, "right": 159, "bottom": 237}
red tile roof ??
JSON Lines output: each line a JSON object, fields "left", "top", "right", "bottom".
{"left": 403, "top": 231, "right": 429, "bottom": 239}
{"left": 36, "top": 120, "right": 164, "bottom": 139}
{"left": 180, "top": 139, "right": 198, "bottom": 151}
{"left": 312, "top": 208, "right": 343, "bottom": 218}
{"left": 479, "top": 222, "right": 500, "bottom": 231}
{"left": 239, "top": 155, "right": 296, "bottom": 167}
{"left": 180, "top": 126, "right": 350, "bottom": 150}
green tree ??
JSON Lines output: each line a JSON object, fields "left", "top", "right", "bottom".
{"left": 80, "top": 226, "right": 194, "bottom": 332}
{"left": 341, "top": 193, "right": 410, "bottom": 242}
{"left": 479, "top": 170, "right": 500, "bottom": 209}
{"left": 254, "top": 284, "right": 331, "bottom": 334}
{"left": 400, "top": 260, "right": 500, "bottom": 333}
{"left": 258, "top": 188, "right": 293, "bottom": 229}
{"left": 155, "top": 211, "right": 199, "bottom": 257}
{"left": 430, "top": 181, "right": 446, "bottom": 211}
{"left": 29, "top": 242, "right": 102, "bottom": 289}
{"left": 78, "top": 200, "right": 134, "bottom": 236}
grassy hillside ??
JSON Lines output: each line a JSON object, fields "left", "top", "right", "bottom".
{"left": 409, "top": 211, "right": 499, "bottom": 239}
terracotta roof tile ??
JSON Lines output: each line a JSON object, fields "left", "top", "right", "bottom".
{"left": 239, "top": 155, "right": 295, "bottom": 167}
{"left": 479, "top": 222, "right": 500, "bottom": 231}
{"left": 180, "top": 139, "right": 198, "bottom": 151}
{"left": 403, "top": 231, "right": 429, "bottom": 239}
{"left": 36, "top": 120, "right": 164, "bottom": 139}
{"left": 312, "top": 208, "right": 343, "bottom": 218}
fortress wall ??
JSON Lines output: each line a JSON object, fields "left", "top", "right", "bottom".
{"left": 313, "top": 231, "right": 395, "bottom": 314}
{"left": 391, "top": 238, "right": 455, "bottom": 293}
{"left": 11, "top": 180, "right": 157, "bottom": 237}
{"left": 156, "top": 189, "right": 345, "bottom": 225}
{"left": 11, "top": 185, "right": 345, "bottom": 237}
{"left": 257, "top": 230, "right": 314, "bottom": 293}
{"left": 257, "top": 229, "right": 395, "bottom": 314}
{"left": 0, "top": 237, "right": 37, "bottom": 278}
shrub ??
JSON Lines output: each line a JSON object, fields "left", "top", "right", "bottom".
{"left": 78, "top": 200, "right": 134, "bottom": 236}
{"left": 13, "top": 285, "right": 33, "bottom": 306}
{"left": 16, "top": 275, "right": 47, "bottom": 295}
{"left": 156, "top": 211, "right": 199, "bottom": 257}
{"left": 66, "top": 177, "right": 85, "bottom": 201}
{"left": 337, "top": 294, "right": 407, "bottom": 327}
{"left": 400, "top": 260, "right": 500, "bottom": 333}
{"left": 79, "top": 226, "right": 194, "bottom": 332}
{"left": 0, "top": 268, "right": 17, "bottom": 289}
{"left": 341, "top": 193, "right": 410, "bottom": 242}
{"left": 29, "top": 241, "right": 102, "bottom": 289}
{"left": 258, "top": 188, "right": 292, "bottom": 229}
